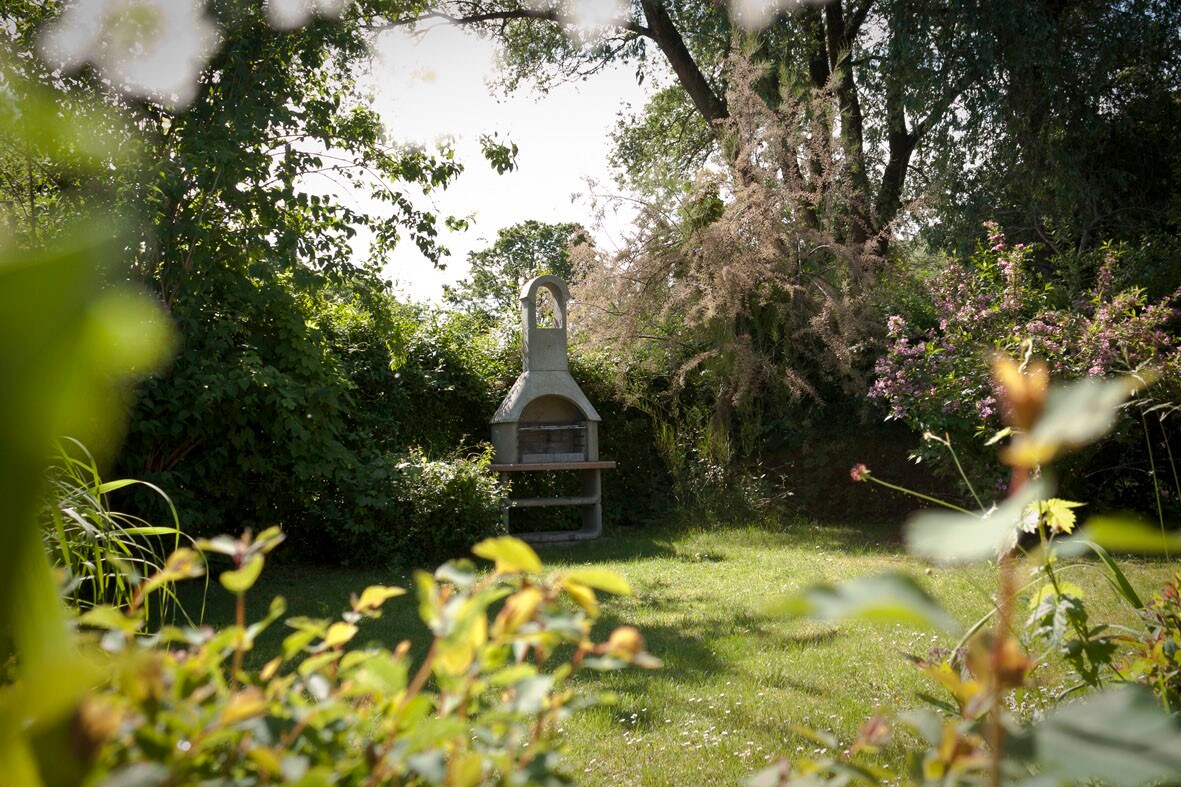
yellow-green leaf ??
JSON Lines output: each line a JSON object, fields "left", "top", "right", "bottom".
{"left": 436, "top": 640, "right": 475, "bottom": 675}
{"left": 1079, "top": 516, "right": 1181, "bottom": 554}
{"left": 322, "top": 622, "right": 357, "bottom": 649}
{"left": 298, "top": 650, "right": 341, "bottom": 677}
{"left": 472, "top": 536, "right": 541, "bottom": 575}
{"left": 78, "top": 605, "right": 142, "bottom": 635}
{"left": 246, "top": 746, "right": 284, "bottom": 777}
{"left": 253, "top": 526, "right": 286, "bottom": 555}
{"left": 450, "top": 752, "right": 485, "bottom": 787}
{"left": 259, "top": 657, "right": 282, "bottom": 682}
{"left": 220, "top": 688, "right": 267, "bottom": 726}
{"left": 220, "top": 555, "right": 264, "bottom": 594}
{"left": 352, "top": 585, "right": 405, "bottom": 614}
{"left": 564, "top": 568, "right": 632, "bottom": 596}
{"left": 1029, "top": 582, "right": 1084, "bottom": 609}
{"left": 1005, "top": 376, "right": 1141, "bottom": 467}
{"left": 138, "top": 547, "right": 205, "bottom": 598}
{"left": 767, "top": 572, "right": 960, "bottom": 633}
{"left": 563, "top": 580, "right": 599, "bottom": 617}
{"left": 1039, "top": 499, "right": 1084, "bottom": 534}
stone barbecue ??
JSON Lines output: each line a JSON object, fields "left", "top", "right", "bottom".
{"left": 490, "top": 275, "right": 614, "bottom": 542}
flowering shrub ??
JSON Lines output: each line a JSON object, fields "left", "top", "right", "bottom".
{"left": 871, "top": 226, "right": 1181, "bottom": 441}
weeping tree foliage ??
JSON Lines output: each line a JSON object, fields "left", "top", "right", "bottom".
{"left": 575, "top": 56, "right": 881, "bottom": 426}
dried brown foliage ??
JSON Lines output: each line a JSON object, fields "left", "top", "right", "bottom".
{"left": 573, "top": 54, "right": 887, "bottom": 419}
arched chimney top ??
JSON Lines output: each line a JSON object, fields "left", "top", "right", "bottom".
{"left": 520, "top": 274, "right": 570, "bottom": 305}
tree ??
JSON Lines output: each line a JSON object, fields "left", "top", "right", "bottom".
{"left": 392, "top": 0, "right": 1181, "bottom": 425}
{"left": 936, "top": 0, "right": 1181, "bottom": 257}
{"left": 444, "top": 219, "right": 589, "bottom": 321}
{"left": 392, "top": 1, "right": 1181, "bottom": 254}
{"left": 0, "top": 1, "right": 514, "bottom": 555}
{"left": 391, "top": 1, "right": 1001, "bottom": 253}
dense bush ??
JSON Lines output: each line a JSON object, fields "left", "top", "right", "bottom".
{"left": 120, "top": 287, "right": 519, "bottom": 566}
{"left": 323, "top": 447, "right": 507, "bottom": 568}
{"left": 570, "top": 350, "right": 676, "bottom": 527}
{"left": 873, "top": 228, "right": 1181, "bottom": 429}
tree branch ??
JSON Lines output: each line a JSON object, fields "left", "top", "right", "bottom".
{"left": 372, "top": 7, "right": 651, "bottom": 38}
{"left": 376, "top": 3, "right": 727, "bottom": 130}
{"left": 639, "top": 1, "right": 729, "bottom": 123}
{"left": 845, "top": 0, "right": 875, "bottom": 41}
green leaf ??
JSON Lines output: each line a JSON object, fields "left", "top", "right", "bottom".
{"left": 985, "top": 426, "right": 1014, "bottom": 446}
{"left": 220, "top": 554, "right": 264, "bottom": 594}
{"left": 1007, "top": 377, "right": 1140, "bottom": 465}
{"left": 563, "top": 568, "right": 632, "bottom": 596}
{"left": 1017, "top": 686, "right": 1181, "bottom": 785}
{"left": 140, "top": 547, "right": 205, "bottom": 597}
{"left": 245, "top": 596, "right": 287, "bottom": 643}
{"left": 487, "top": 663, "right": 539, "bottom": 687}
{"left": 352, "top": 658, "right": 408, "bottom": 695}
{"left": 1077, "top": 540, "right": 1144, "bottom": 608}
{"left": 118, "top": 525, "right": 182, "bottom": 536}
{"left": 472, "top": 536, "right": 542, "bottom": 574}
{"left": 766, "top": 572, "right": 960, "bottom": 633}
{"left": 298, "top": 650, "right": 341, "bottom": 678}
{"left": 253, "top": 526, "right": 286, "bottom": 555}
{"left": 906, "top": 480, "right": 1047, "bottom": 565}
{"left": 1027, "top": 583, "right": 1086, "bottom": 646}
{"left": 78, "top": 605, "right": 142, "bottom": 636}
{"left": 94, "top": 479, "right": 139, "bottom": 494}
{"left": 1077, "top": 515, "right": 1181, "bottom": 554}
{"left": 282, "top": 629, "right": 320, "bottom": 660}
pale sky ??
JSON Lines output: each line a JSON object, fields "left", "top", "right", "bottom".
{"left": 361, "top": 23, "right": 653, "bottom": 302}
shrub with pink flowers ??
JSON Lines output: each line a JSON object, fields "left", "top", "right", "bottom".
{"left": 871, "top": 225, "right": 1181, "bottom": 476}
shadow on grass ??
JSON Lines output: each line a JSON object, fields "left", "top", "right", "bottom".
{"left": 585, "top": 604, "right": 846, "bottom": 699}
{"left": 530, "top": 513, "right": 908, "bottom": 567}
{"left": 531, "top": 529, "right": 680, "bottom": 565}
{"left": 765, "top": 515, "right": 907, "bottom": 555}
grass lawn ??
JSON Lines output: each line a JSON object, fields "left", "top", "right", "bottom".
{"left": 182, "top": 515, "right": 1177, "bottom": 786}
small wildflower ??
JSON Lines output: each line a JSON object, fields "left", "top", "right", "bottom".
{"left": 850, "top": 464, "right": 870, "bottom": 482}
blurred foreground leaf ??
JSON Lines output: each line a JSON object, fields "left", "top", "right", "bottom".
{"left": 1005, "top": 377, "right": 1141, "bottom": 467}
{"left": 1015, "top": 686, "right": 1181, "bottom": 785}
{"left": 1077, "top": 515, "right": 1181, "bottom": 554}
{"left": 907, "top": 480, "right": 1047, "bottom": 565}
{"left": 472, "top": 536, "right": 542, "bottom": 575}
{"left": 766, "top": 572, "right": 960, "bottom": 633}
